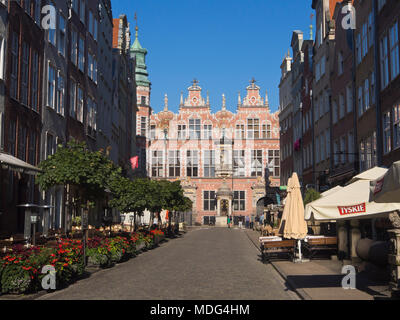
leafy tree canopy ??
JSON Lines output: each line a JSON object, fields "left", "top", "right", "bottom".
{"left": 303, "top": 188, "right": 321, "bottom": 206}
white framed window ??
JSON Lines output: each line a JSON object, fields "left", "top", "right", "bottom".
{"left": 186, "top": 150, "right": 198, "bottom": 177}
{"left": 247, "top": 118, "right": 260, "bottom": 139}
{"left": 251, "top": 150, "right": 263, "bottom": 177}
{"left": 235, "top": 124, "right": 244, "bottom": 139}
{"left": 233, "top": 150, "right": 245, "bottom": 177}
{"left": 47, "top": 64, "right": 56, "bottom": 108}
{"left": 268, "top": 149, "right": 280, "bottom": 177}
{"left": 203, "top": 191, "right": 216, "bottom": 211}
{"left": 189, "top": 119, "right": 201, "bottom": 139}
{"left": 178, "top": 124, "right": 186, "bottom": 139}
{"left": 262, "top": 123, "right": 272, "bottom": 139}
{"left": 56, "top": 72, "right": 65, "bottom": 116}
{"left": 203, "top": 124, "right": 212, "bottom": 139}
{"left": 203, "top": 150, "right": 215, "bottom": 177}
{"left": 390, "top": 22, "right": 399, "bottom": 81}
{"left": 233, "top": 191, "right": 246, "bottom": 211}
{"left": 168, "top": 150, "right": 180, "bottom": 177}
{"left": 140, "top": 116, "right": 147, "bottom": 136}
{"left": 77, "top": 86, "right": 83, "bottom": 122}
{"left": 46, "top": 132, "right": 55, "bottom": 159}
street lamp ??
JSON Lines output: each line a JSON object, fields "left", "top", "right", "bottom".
{"left": 30, "top": 212, "right": 40, "bottom": 246}
{"left": 129, "top": 215, "right": 134, "bottom": 232}
{"left": 120, "top": 214, "right": 125, "bottom": 231}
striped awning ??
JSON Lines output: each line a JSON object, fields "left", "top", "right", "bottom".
{"left": 0, "top": 152, "right": 41, "bottom": 175}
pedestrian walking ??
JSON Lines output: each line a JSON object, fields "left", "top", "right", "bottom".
{"left": 260, "top": 213, "right": 264, "bottom": 227}
{"left": 245, "top": 215, "right": 250, "bottom": 229}
{"left": 238, "top": 215, "right": 243, "bottom": 229}
{"left": 250, "top": 215, "right": 255, "bottom": 229}
{"left": 227, "top": 216, "right": 231, "bottom": 229}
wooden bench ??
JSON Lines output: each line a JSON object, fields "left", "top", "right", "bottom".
{"left": 303, "top": 237, "right": 338, "bottom": 259}
{"left": 261, "top": 239, "right": 296, "bottom": 262}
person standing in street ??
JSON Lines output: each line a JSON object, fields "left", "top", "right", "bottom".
{"left": 245, "top": 215, "right": 250, "bottom": 229}
{"left": 227, "top": 216, "right": 231, "bottom": 229}
{"left": 260, "top": 213, "right": 264, "bottom": 229}
{"left": 238, "top": 215, "right": 243, "bottom": 229}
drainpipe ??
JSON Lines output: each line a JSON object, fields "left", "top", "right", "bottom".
{"left": 373, "top": 0, "right": 383, "bottom": 166}
{"left": 311, "top": 89, "right": 316, "bottom": 188}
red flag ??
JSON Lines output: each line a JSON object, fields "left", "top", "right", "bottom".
{"left": 130, "top": 156, "right": 139, "bottom": 170}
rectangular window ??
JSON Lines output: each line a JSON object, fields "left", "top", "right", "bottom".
{"left": 168, "top": 151, "right": 180, "bottom": 177}
{"left": 34, "top": 0, "right": 41, "bottom": 25}
{"left": 362, "top": 23, "right": 368, "bottom": 58}
{"left": 56, "top": 72, "right": 65, "bottom": 115}
{"left": 338, "top": 52, "right": 343, "bottom": 75}
{"left": 358, "top": 86, "right": 364, "bottom": 117}
{"left": 46, "top": 132, "right": 54, "bottom": 159}
{"left": 390, "top": 22, "right": 399, "bottom": 81}
{"left": 383, "top": 111, "right": 391, "bottom": 154}
{"left": 88, "top": 11, "right": 93, "bottom": 35}
{"left": 140, "top": 117, "right": 146, "bottom": 136}
{"left": 189, "top": 119, "right": 201, "bottom": 139}
{"left": 340, "top": 136, "right": 346, "bottom": 164}
{"left": 48, "top": 21, "right": 56, "bottom": 46}
{"left": 346, "top": 84, "right": 353, "bottom": 113}
{"left": 78, "top": 36, "right": 85, "bottom": 72}
{"left": 233, "top": 191, "right": 245, "bottom": 211}
{"left": 326, "top": 129, "right": 330, "bottom": 160}
{"left": 268, "top": 150, "right": 280, "bottom": 177}
{"left": 8, "top": 120, "right": 16, "bottom": 156}
{"left": 80, "top": 0, "right": 85, "bottom": 23}
{"left": 380, "top": 34, "right": 389, "bottom": 89}
{"left": 28, "top": 132, "right": 36, "bottom": 165}
{"left": 262, "top": 123, "right": 271, "bottom": 139}
{"left": 151, "top": 151, "right": 164, "bottom": 177}
{"left": 70, "top": 79, "right": 77, "bottom": 118}
{"left": 150, "top": 125, "right": 156, "bottom": 139}
{"left": 334, "top": 140, "right": 339, "bottom": 166}
{"left": 203, "top": 191, "right": 216, "bottom": 211}
{"left": 94, "top": 18, "right": 98, "bottom": 41}
{"left": 251, "top": 150, "right": 263, "bottom": 177}
{"left": 21, "top": 42, "right": 29, "bottom": 106}
{"left": 178, "top": 124, "right": 186, "bottom": 139}
{"left": 356, "top": 33, "right": 362, "bottom": 64}
{"left": 71, "top": 29, "right": 77, "bottom": 65}
{"left": 58, "top": 14, "right": 66, "bottom": 56}
{"left": 141, "top": 96, "right": 146, "bottom": 105}
{"left": 233, "top": 150, "right": 245, "bottom": 177}
{"left": 235, "top": 124, "right": 244, "bottom": 139}
{"left": 77, "top": 86, "right": 83, "bottom": 122}
{"left": 203, "top": 150, "right": 215, "bottom": 177}
{"left": 186, "top": 150, "right": 198, "bottom": 177}
{"left": 348, "top": 132, "right": 354, "bottom": 163}
{"left": 339, "top": 94, "right": 345, "bottom": 119}
{"left": 371, "top": 72, "right": 376, "bottom": 104}
{"left": 31, "top": 51, "right": 39, "bottom": 111}
{"left": 17, "top": 126, "right": 27, "bottom": 161}
{"left": 47, "top": 64, "right": 56, "bottom": 108}
{"left": 359, "top": 140, "right": 365, "bottom": 172}
{"left": 11, "top": 32, "right": 19, "bottom": 100}
{"left": 203, "top": 124, "right": 212, "bottom": 139}
{"left": 393, "top": 104, "right": 400, "bottom": 149}
{"left": 72, "top": 0, "right": 78, "bottom": 13}
{"left": 368, "top": 12, "right": 374, "bottom": 48}
{"left": 247, "top": 118, "right": 260, "bottom": 139}
{"left": 333, "top": 101, "right": 338, "bottom": 124}
{"left": 364, "top": 78, "right": 370, "bottom": 112}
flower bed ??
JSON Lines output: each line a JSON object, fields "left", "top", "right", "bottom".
{"left": 0, "top": 230, "right": 166, "bottom": 295}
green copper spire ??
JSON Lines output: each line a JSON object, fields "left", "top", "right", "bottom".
{"left": 130, "top": 26, "right": 151, "bottom": 87}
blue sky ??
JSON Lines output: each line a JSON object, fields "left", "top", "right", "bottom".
{"left": 111, "top": 0, "right": 314, "bottom": 114}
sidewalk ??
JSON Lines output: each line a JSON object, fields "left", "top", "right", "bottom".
{"left": 245, "top": 229, "right": 392, "bottom": 300}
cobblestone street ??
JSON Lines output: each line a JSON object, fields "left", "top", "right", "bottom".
{"left": 38, "top": 228, "right": 298, "bottom": 300}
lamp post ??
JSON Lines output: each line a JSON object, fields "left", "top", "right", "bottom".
{"left": 120, "top": 214, "right": 125, "bottom": 232}
{"left": 129, "top": 215, "right": 134, "bottom": 233}
{"left": 30, "top": 212, "right": 40, "bottom": 246}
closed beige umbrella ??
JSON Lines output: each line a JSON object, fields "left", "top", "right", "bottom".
{"left": 371, "top": 161, "right": 400, "bottom": 203}
{"left": 279, "top": 173, "right": 308, "bottom": 261}
{"left": 278, "top": 177, "right": 292, "bottom": 234}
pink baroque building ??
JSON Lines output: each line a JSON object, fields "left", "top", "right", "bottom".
{"left": 136, "top": 79, "right": 280, "bottom": 225}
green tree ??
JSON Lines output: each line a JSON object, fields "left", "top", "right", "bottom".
{"left": 303, "top": 188, "right": 321, "bottom": 206}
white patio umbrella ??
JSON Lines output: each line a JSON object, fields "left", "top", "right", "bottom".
{"left": 370, "top": 161, "right": 400, "bottom": 203}
{"left": 279, "top": 173, "right": 308, "bottom": 262}
{"left": 305, "top": 178, "right": 400, "bottom": 222}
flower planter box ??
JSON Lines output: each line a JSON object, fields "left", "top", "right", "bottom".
{"left": 135, "top": 242, "right": 146, "bottom": 252}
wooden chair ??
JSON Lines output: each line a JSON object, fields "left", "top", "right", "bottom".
{"left": 261, "top": 239, "right": 296, "bottom": 262}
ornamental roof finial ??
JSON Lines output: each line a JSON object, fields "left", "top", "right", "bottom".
{"left": 222, "top": 93, "right": 226, "bottom": 110}
{"left": 164, "top": 94, "right": 168, "bottom": 111}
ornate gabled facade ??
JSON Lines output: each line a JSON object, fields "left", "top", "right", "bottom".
{"left": 137, "top": 79, "right": 280, "bottom": 225}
